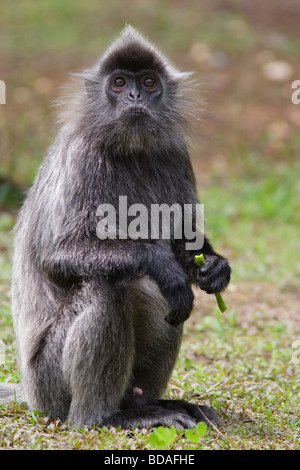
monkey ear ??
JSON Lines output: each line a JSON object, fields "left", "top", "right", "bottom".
{"left": 71, "top": 70, "right": 98, "bottom": 91}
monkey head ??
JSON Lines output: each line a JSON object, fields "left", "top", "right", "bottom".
{"left": 59, "top": 26, "right": 196, "bottom": 157}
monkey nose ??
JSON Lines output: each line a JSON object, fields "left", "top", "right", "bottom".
{"left": 129, "top": 89, "right": 141, "bottom": 101}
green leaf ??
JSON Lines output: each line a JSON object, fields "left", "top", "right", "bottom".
{"left": 148, "top": 426, "right": 177, "bottom": 449}
{"left": 195, "top": 421, "right": 207, "bottom": 438}
{"left": 185, "top": 422, "right": 207, "bottom": 443}
{"left": 185, "top": 429, "right": 198, "bottom": 443}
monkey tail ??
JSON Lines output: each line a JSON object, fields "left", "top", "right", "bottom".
{"left": 0, "top": 383, "right": 24, "bottom": 404}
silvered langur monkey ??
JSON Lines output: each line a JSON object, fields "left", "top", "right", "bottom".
{"left": 2, "top": 27, "right": 231, "bottom": 429}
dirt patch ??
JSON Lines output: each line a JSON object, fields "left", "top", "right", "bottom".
{"left": 193, "top": 280, "right": 300, "bottom": 329}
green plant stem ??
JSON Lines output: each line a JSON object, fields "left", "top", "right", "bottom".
{"left": 195, "top": 254, "right": 227, "bottom": 313}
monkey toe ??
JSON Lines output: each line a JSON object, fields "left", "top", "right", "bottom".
{"left": 100, "top": 407, "right": 197, "bottom": 430}
{"left": 191, "top": 404, "right": 220, "bottom": 427}
{"left": 157, "top": 399, "right": 220, "bottom": 427}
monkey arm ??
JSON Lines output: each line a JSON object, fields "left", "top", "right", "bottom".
{"left": 42, "top": 237, "right": 178, "bottom": 282}
{"left": 41, "top": 237, "right": 194, "bottom": 326}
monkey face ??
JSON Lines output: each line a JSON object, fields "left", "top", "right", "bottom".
{"left": 75, "top": 27, "right": 193, "bottom": 155}
{"left": 105, "top": 70, "right": 163, "bottom": 121}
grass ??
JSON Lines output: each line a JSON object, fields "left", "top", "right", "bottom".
{"left": 1, "top": 0, "right": 300, "bottom": 451}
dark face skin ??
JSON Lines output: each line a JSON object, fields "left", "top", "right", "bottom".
{"left": 105, "top": 70, "right": 163, "bottom": 119}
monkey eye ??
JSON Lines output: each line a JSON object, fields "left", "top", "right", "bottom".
{"left": 113, "top": 77, "right": 126, "bottom": 88}
{"left": 144, "top": 78, "right": 155, "bottom": 87}
{"left": 143, "top": 77, "right": 156, "bottom": 89}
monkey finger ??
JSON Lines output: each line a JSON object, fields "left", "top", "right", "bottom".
{"left": 164, "top": 309, "right": 190, "bottom": 327}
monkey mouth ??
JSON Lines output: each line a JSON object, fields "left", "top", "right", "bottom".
{"left": 125, "top": 106, "right": 148, "bottom": 116}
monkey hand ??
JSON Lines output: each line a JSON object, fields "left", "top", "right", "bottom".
{"left": 146, "top": 249, "right": 194, "bottom": 327}
{"left": 196, "top": 254, "right": 231, "bottom": 294}
{"left": 163, "top": 279, "right": 194, "bottom": 328}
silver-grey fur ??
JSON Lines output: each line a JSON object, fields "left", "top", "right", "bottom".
{"left": 4, "top": 26, "right": 230, "bottom": 429}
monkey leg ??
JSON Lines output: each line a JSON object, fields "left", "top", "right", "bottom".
{"left": 115, "top": 276, "right": 219, "bottom": 429}
{"left": 61, "top": 279, "right": 135, "bottom": 427}
{"left": 52, "top": 276, "right": 195, "bottom": 430}
{"left": 23, "top": 278, "right": 134, "bottom": 426}
{"left": 63, "top": 277, "right": 196, "bottom": 430}
{"left": 25, "top": 276, "right": 217, "bottom": 429}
